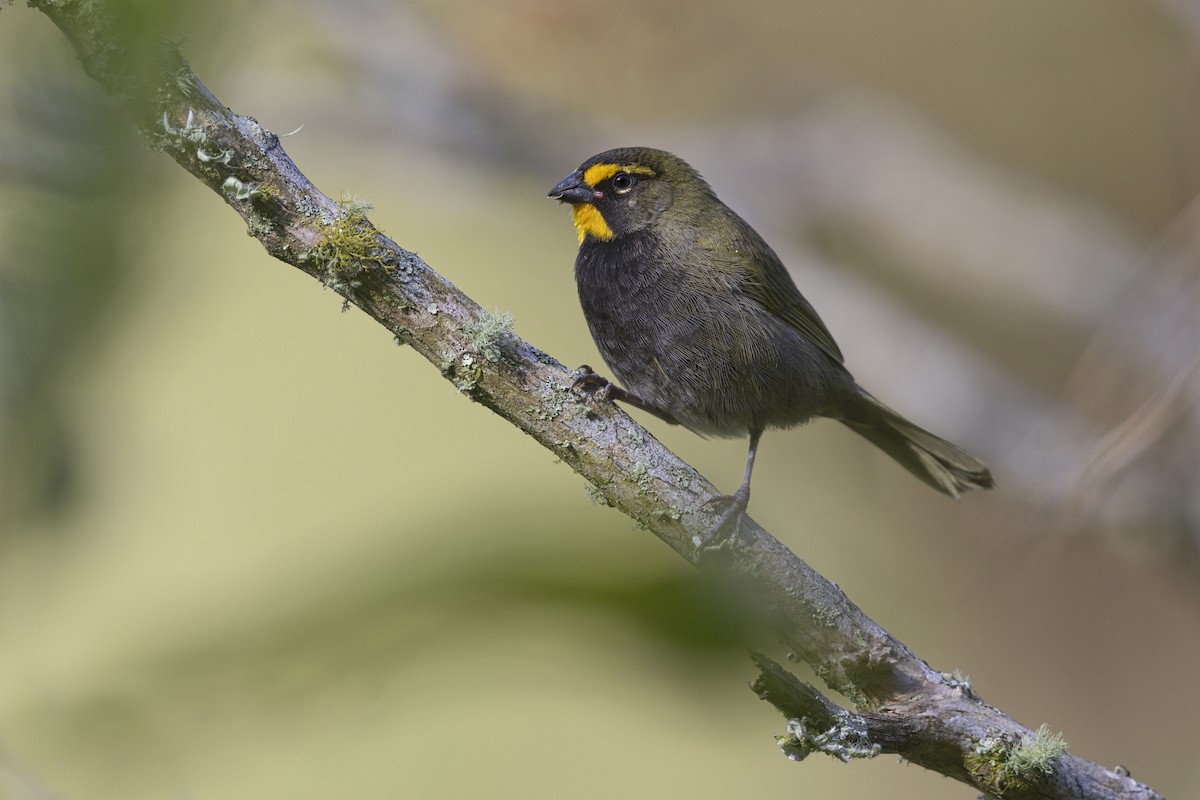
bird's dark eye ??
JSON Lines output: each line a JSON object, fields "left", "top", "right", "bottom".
{"left": 611, "top": 172, "right": 637, "bottom": 194}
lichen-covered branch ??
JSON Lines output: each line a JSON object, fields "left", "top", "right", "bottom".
{"left": 24, "top": 2, "right": 1162, "bottom": 798}
{"left": 750, "top": 654, "right": 1159, "bottom": 800}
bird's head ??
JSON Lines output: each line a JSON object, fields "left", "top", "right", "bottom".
{"left": 548, "top": 147, "right": 712, "bottom": 243}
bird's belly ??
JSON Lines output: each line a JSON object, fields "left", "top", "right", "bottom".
{"left": 584, "top": 288, "right": 847, "bottom": 437}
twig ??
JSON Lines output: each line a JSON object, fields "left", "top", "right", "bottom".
{"left": 25, "top": 2, "right": 1163, "bottom": 798}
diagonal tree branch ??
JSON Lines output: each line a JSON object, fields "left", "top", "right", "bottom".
{"left": 24, "top": 2, "right": 1162, "bottom": 798}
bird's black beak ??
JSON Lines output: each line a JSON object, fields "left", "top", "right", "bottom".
{"left": 548, "top": 170, "right": 596, "bottom": 205}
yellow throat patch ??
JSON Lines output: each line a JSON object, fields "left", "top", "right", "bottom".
{"left": 569, "top": 162, "right": 657, "bottom": 243}
{"left": 571, "top": 204, "right": 613, "bottom": 243}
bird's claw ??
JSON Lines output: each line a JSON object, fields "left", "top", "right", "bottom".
{"left": 695, "top": 492, "right": 749, "bottom": 551}
{"left": 571, "top": 364, "right": 615, "bottom": 401}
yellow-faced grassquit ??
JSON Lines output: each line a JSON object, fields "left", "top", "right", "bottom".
{"left": 549, "top": 147, "right": 993, "bottom": 533}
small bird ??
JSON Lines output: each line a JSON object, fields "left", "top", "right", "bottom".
{"left": 549, "top": 147, "right": 992, "bottom": 534}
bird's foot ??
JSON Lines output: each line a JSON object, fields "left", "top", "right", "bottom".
{"left": 570, "top": 364, "right": 615, "bottom": 402}
{"left": 696, "top": 489, "right": 750, "bottom": 551}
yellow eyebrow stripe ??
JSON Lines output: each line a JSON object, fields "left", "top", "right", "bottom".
{"left": 582, "top": 163, "right": 656, "bottom": 188}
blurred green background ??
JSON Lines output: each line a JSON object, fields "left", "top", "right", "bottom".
{"left": 2, "top": 1, "right": 1199, "bottom": 798}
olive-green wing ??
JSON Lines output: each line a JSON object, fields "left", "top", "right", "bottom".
{"left": 742, "top": 255, "right": 843, "bottom": 363}
{"left": 701, "top": 219, "right": 844, "bottom": 364}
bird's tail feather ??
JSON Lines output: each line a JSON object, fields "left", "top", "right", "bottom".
{"left": 838, "top": 388, "right": 993, "bottom": 498}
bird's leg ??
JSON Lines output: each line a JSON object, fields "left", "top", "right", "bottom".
{"left": 571, "top": 365, "right": 678, "bottom": 425}
{"left": 702, "top": 428, "right": 763, "bottom": 544}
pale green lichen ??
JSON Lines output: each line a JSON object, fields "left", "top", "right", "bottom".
{"left": 296, "top": 195, "right": 319, "bottom": 217}
{"left": 159, "top": 107, "right": 236, "bottom": 168}
{"left": 584, "top": 484, "right": 611, "bottom": 506}
{"left": 529, "top": 388, "right": 565, "bottom": 421}
{"left": 337, "top": 195, "right": 374, "bottom": 216}
{"left": 942, "top": 670, "right": 976, "bottom": 698}
{"left": 464, "top": 308, "right": 513, "bottom": 363}
{"left": 967, "top": 725, "right": 1067, "bottom": 795}
{"left": 196, "top": 142, "right": 235, "bottom": 166}
{"left": 776, "top": 715, "right": 880, "bottom": 764}
{"left": 305, "top": 197, "right": 385, "bottom": 292}
{"left": 443, "top": 310, "right": 514, "bottom": 392}
{"left": 1007, "top": 725, "right": 1067, "bottom": 777}
{"left": 453, "top": 372, "right": 480, "bottom": 393}
{"left": 222, "top": 176, "right": 263, "bottom": 201}
{"left": 174, "top": 66, "right": 196, "bottom": 97}
{"left": 540, "top": 377, "right": 572, "bottom": 418}
{"left": 447, "top": 351, "right": 483, "bottom": 393}
{"left": 651, "top": 505, "right": 683, "bottom": 521}
{"left": 628, "top": 462, "right": 652, "bottom": 494}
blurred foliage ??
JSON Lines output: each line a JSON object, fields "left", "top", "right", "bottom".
{"left": 0, "top": 0, "right": 230, "bottom": 525}
{"left": 0, "top": 71, "right": 131, "bottom": 522}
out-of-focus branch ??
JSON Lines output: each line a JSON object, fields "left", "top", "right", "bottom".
{"left": 1058, "top": 194, "right": 1200, "bottom": 543}
{"left": 25, "top": 2, "right": 1163, "bottom": 798}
